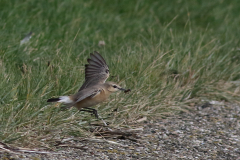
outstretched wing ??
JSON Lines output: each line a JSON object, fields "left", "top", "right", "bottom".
{"left": 79, "top": 51, "right": 109, "bottom": 91}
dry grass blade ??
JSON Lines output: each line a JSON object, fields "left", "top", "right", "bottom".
{"left": 87, "top": 126, "right": 142, "bottom": 143}
{"left": 0, "top": 141, "right": 61, "bottom": 154}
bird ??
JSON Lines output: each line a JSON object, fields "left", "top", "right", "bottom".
{"left": 47, "top": 51, "right": 127, "bottom": 119}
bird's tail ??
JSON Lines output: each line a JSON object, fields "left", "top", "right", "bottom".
{"left": 47, "top": 97, "right": 60, "bottom": 102}
{"left": 47, "top": 96, "right": 73, "bottom": 104}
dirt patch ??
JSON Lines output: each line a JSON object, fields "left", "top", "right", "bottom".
{"left": 1, "top": 103, "right": 239, "bottom": 159}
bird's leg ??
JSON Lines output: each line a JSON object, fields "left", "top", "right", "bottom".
{"left": 80, "top": 108, "right": 99, "bottom": 119}
{"left": 80, "top": 107, "right": 107, "bottom": 126}
{"left": 79, "top": 108, "right": 94, "bottom": 114}
{"left": 87, "top": 108, "right": 108, "bottom": 126}
{"left": 91, "top": 108, "right": 99, "bottom": 119}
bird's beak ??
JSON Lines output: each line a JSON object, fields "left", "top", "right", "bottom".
{"left": 118, "top": 88, "right": 126, "bottom": 91}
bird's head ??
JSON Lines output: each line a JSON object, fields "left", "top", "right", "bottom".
{"left": 105, "top": 82, "right": 126, "bottom": 92}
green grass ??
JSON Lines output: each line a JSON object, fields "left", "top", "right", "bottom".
{"left": 1, "top": 0, "right": 240, "bottom": 148}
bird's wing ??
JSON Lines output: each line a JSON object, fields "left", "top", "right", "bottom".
{"left": 60, "top": 88, "right": 102, "bottom": 110}
{"left": 72, "top": 87, "right": 102, "bottom": 105}
{"left": 79, "top": 51, "right": 109, "bottom": 91}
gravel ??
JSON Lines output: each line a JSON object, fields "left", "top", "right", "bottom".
{"left": 1, "top": 102, "right": 239, "bottom": 159}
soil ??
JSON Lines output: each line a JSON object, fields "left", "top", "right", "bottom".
{"left": 0, "top": 102, "right": 239, "bottom": 160}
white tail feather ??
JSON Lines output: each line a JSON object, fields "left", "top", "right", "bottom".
{"left": 59, "top": 96, "right": 73, "bottom": 104}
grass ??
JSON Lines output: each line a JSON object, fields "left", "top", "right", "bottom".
{"left": 0, "top": 0, "right": 240, "bottom": 148}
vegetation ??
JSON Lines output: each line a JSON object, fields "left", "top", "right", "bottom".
{"left": 0, "top": 0, "right": 240, "bottom": 147}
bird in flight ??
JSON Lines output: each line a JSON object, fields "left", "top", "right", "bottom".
{"left": 47, "top": 51, "right": 128, "bottom": 119}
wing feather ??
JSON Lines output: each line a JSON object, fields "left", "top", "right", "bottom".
{"left": 74, "top": 88, "right": 101, "bottom": 103}
{"left": 79, "top": 51, "right": 109, "bottom": 91}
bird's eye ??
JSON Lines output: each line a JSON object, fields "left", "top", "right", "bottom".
{"left": 113, "top": 85, "right": 117, "bottom": 88}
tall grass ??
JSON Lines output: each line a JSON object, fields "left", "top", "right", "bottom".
{"left": 0, "top": 0, "right": 240, "bottom": 147}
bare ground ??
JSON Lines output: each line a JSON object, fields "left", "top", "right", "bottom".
{"left": 1, "top": 102, "right": 240, "bottom": 160}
